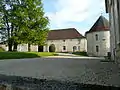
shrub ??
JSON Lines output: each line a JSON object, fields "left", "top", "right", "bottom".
{"left": 49, "top": 44, "right": 55, "bottom": 52}
{"left": 72, "top": 51, "right": 88, "bottom": 56}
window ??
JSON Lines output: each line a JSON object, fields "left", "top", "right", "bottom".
{"left": 96, "top": 45, "right": 99, "bottom": 52}
{"left": 78, "top": 46, "right": 80, "bottom": 51}
{"left": 63, "top": 46, "right": 66, "bottom": 50}
{"left": 78, "top": 39, "right": 81, "bottom": 44}
{"left": 95, "top": 34, "right": 98, "bottom": 41}
{"left": 63, "top": 40, "right": 65, "bottom": 42}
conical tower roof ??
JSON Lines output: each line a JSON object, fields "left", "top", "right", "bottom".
{"left": 86, "top": 16, "right": 109, "bottom": 34}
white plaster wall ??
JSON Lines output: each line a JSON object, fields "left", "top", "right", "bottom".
{"left": 17, "top": 44, "right": 38, "bottom": 52}
{"left": 31, "top": 45, "right": 38, "bottom": 52}
{"left": 108, "top": 0, "right": 120, "bottom": 64}
{"left": 44, "top": 38, "right": 87, "bottom": 52}
{"left": 86, "top": 31, "right": 110, "bottom": 56}
{"left": 0, "top": 44, "right": 28, "bottom": 52}
{"left": 109, "top": 2, "right": 116, "bottom": 60}
{"left": 17, "top": 44, "right": 28, "bottom": 52}
{"left": 0, "top": 44, "right": 8, "bottom": 51}
{"left": 86, "top": 33, "right": 94, "bottom": 56}
{"left": 0, "top": 39, "right": 87, "bottom": 52}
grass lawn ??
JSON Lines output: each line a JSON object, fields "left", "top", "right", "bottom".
{"left": 72, "top": 52, "right": 88, "bottom": 56}
{"left": 0, "top": 52, "right": 58, "bottom": 59}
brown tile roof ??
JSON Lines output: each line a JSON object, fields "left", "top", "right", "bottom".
{"left": 86, "top": 16, "right": 109, "bottom": 34}
{"left": 47, "top": 28, "right": 84, "bottom": 40}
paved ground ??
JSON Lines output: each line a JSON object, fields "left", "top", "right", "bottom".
{"left": 0, "top": 57, "right": 120, "bottom": 87}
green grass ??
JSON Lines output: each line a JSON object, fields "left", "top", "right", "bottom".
{"left": 72, "top": 51, "right": 88, "bottom": 56}
{"left": 29, "top": 52, "right": 58, "bottom": 57}
{"left": 0, "top": 52, "right": 58, "bottom": 59}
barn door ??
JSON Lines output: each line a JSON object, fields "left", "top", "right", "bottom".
{"left": 38, "top": 46, "right": 43, "bottom": 52}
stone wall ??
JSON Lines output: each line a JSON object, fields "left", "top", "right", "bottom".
{"left": 0, "top": 38, "right": 87, "bottom": 52}
{"left": 44, "top": 38, "right": 87, "bottom": 52}
{"left": 0, "top": 44, "right": 38, "bottom": 52}
{"left": 0, "top": 45, "right": 8, "bottom": 51}
{"left": 86, "top": 31, "right": 110, "bottom": 56}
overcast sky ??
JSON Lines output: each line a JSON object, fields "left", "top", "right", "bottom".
{"left": 42, "top": 0, "right": 109, "bottom": 35}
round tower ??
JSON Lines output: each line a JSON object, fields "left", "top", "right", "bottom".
{"left": 86, "top": 16, "right": 110, "bottom": 56}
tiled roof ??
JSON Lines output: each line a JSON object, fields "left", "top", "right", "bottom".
{"left": 86, "top": 16, "right": 109, "bottom": 34}
{"left": 47, "top": 28, "right": 84, "bottom": 40}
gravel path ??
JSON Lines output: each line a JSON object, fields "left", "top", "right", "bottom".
{"left": 0, "top": 75, "right": 119, "bottom": 90}
{"left": 0, "top": 57, "right": 119, "bottom": 88}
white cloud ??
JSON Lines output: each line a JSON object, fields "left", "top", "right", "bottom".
{"left": 45, "top": 0, "right": 106, "bottom": 34}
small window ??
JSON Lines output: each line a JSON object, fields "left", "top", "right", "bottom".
{"left": 78, "top": 39, "right": 81, "bottom": 44}
{"left": 78, "top": 46, "right": 80, "bottom": 51}
{"left": 96, "top": 45, "right": 99, "bottom": 52}
{"left": 95, "top": 34, "right": 98, "bottom": 41}
{"left": 63, "top": 40, "right": 65, "bottom": 42}
{"left": 63, "top": 46, "right": 66, "bottom": 50}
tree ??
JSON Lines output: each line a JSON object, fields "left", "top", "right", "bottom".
{"left": 0, "top": 2, "right": 12, "bottom": 51}
{"left": 0, "top": 0, "right": 49, "bottom": 51}
{"left": 0, "top": 6, "right": 6, "bottom": 43}
{"left": 19, "top": 0, "right": 49, "bottom": 51}
{"left": 0, "top": 0, "right": 22, "bottom": 51}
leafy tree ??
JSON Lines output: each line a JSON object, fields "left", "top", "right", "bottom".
{"left": 18, "top": 0, "right": 49, "bottom": 51}
{"left": 0, "top": 1, "right": 12, "bottom": 51}
{"left": 0, "top": 0, "right": 49, "bottom": 51}
{"left": 0, "top": 7, "right": 6, "bottom": 43}
{"left": 0, "top": 0, "right": 23, "bottom": 51}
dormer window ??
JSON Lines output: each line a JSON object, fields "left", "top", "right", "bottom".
{"left": 95, "top": 34, "right": 98, "bottom": 41}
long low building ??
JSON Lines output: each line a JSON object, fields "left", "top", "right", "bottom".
{"left": 0, "top": 28, "right": 87, "bottom": 52}
{"left": 43, "top": 28, "right": 87, "bottom": 52}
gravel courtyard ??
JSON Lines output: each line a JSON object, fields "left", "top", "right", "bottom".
{"left": 0, "top": 57, "right": 120, "bottom": 88}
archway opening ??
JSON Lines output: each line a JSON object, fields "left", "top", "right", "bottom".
{"left": 73, "top": 46, "right": 77, "bottom": 52}
{"left": 49, "top": 44, "right": 56, "bottom": 52}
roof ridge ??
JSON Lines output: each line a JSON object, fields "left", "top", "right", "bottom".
{"left": 86, "top": 15, "right": 109, "bottom": 34}
{"left": 47, "top": 28, "right": 84, "bottom": 40}
{"left": 51, "top": 28, "right": 76, "bottom": 31}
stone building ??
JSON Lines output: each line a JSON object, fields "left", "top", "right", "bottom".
{"left": 105, "top": 0, "right": 120, "bottom": 64}
{"left": 86, "top": 16, "right": 110, "bottom": 56}
{"left": 0, "top": 28, "right": 87, "bottom": 52}
{"left": 43, "top": 28, "right": 87, "bottom": 52}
